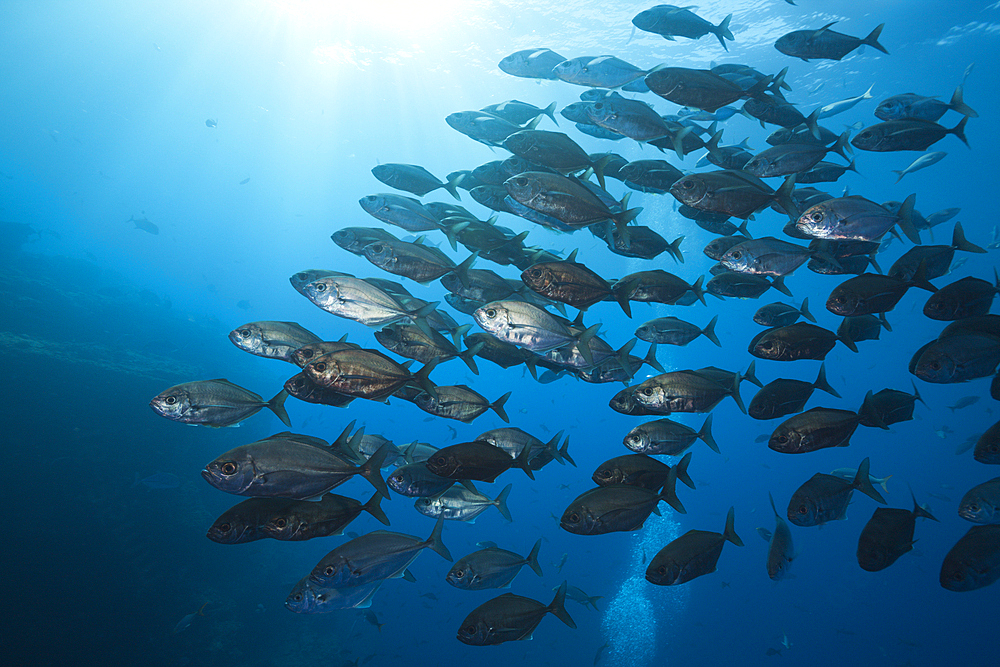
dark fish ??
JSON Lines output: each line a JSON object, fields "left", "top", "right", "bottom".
{"left": 447, "top": 541, "right": 543, "bottom": 590}
{"left": 308, "top": 516, "right": 451, "bottom": 589}
{"left": 258, "top": 492, "right": 389, "bottom": 541}
{"left": 837, "top": 314, "right": 890, "bottom": 348}
{"left": 754, "top": 300, "right": 815, "bottom": 327}
{"left": 924, "top": 271, "right": 1000, "bottom": 321}
{"left": 426, "top": 440, "right": 533, "bottom": 482}
{"left": 239, "top": 177, "right": 250, "bottom": 185}
{"left": 464, "top": 332, "right": 538, "bottom": 371}
{"left": 974, "top": 421, "right": 1000, "bottom": 464}
{"left": 150, "top": 379, "right": 290, "bottom": 428}
{"left": 632, "top": 369, "right": 746, "bottom": 414}
{"left": 749, "top": 363, "right": 840, "bottom": 420}
{"left": 768, "top": 407, "right": 863, "bottom": 454}
{"left": 623, "top": 416, "right": 717, "bottom": 456}
{"left": 760, "top": 493, "right": 794, "bottom": 581}
{"left": 498, "top": 48, "right": 566, "bottom": 80}
{"left": 796, "top": 160, "right": 858, "bottom": 184}
{"left": 228, "top": 321, "right": 322, "bottom": 363}
{"left": 858, "top": 492, "right": 938, "bottom": 571}
{"left": 749, "top": 322, "right": 857, "bottom": 361}
{"left": 414, "top": 385, "right": 510, "bottom": 424}
{"left": 289, "top": 340, "right": 360, "bottom": 368}
{"left": 826, "top": 270, "right": 937, "bottom": 317}
{"left": 743, "top": 135, "right": 850, "bottom": 179}
{"left": 959, "top": 478, "right": 1000, "bottom": 524}
{"left": 476, "top": 427, "right": 570, "bottom": 469}
{"left": 645, "top": 68, "right": 770, "bottom": 113}
{"left": 618, "top": 159, "right": 684, "bottom": 193}
{"left": 521, "top": 254, "right": 616, "bottom": 310}
{"left": 363, "top": 239, "right": 476, "bottom": 285}
{"left": 940, "top": 525, "right": 1000, "bottom": 591}
{"left": 592, "top": 452, "right": 694, "bottom": 491}
{"left": 592, "top": 223, "right": 676, "bottom": 261}
{"left": 304, "top": 348, "right": 436, "bottom": 401}
{"left": 670, "top": 170, "right": 797, "bottom": 220}
{"left": 504, "top": 171, "right": 639, "bottom": 232}
{"left": 703, "top": 235, "right": 747, "bottom": 261}
{"left": 386, "top": 463, "right": 454, "bottom": 498}
{"left": 613, "top": 271, "right": 705, "bottom": 317}
{"left": 483, "top": 100, "right": 557, "bottom": 126}
{"left": 128, "top": 214, "right": 159, "bottom": 235}
{"left": 775, "top": 22, "right": 888, "bottom": 61}
{"left": 909, "top": 333, "right": 1000, "bottom": 384}
{"left": 331, "top": 226, "right": 399, "bottom": 255}
{"left": 371, "top": 163, "right": 461, "bottom": 200}
{"left": 720, "top": 236, "right": 826, "bottom": 277}
{"left": 635, "top": 315, "right": 719, "bottom": 347}
{"left": 851, "top": 118, "right": 969, "bottom": 152}
{"left": 207, "top": 497, "right": 296, "bottom": 544}
{"left": 584, "top": 98, "right": 674, "bottom": 143}
{"left": 560, "top": 475, "right": 685, "bottom": 535}
{"left": 857, "top": 383, "right": 924, "bottom": 428}
{"left": 456, "top": 582, "right": 576, "bottom": 645}
{"left": 889, "top": 222, "right": 986, "bottom": 282}
{"left": 631, "top": 5, "right": 734, "bottom": 50}
{"left": 375, "top": 324, "right": 478, "bottom": 374}
{"left": 645, "top": 507, "right": 743, "bottom": 585}
{"left": 284, "top": 373, "right": 356, "bottom": 408}
{"left": 202, "top": 433, "right": 390, "bottom": 500}
{"left": 503, "top": 130, "right": 608, "bottom": 182}
{"left": 787, "top": 458, "right": 886, "bottom": 527}
{"left": 876, "top": 86, "right": 978, "bottom": 122}
{"left": 359, "top": 193, "right": 442, "bottom": 232}
{"left": 285, "top": 578, "right": 382, "bottom": 614}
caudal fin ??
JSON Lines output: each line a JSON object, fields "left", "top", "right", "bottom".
{"left": 559, "top": 436, "right": 576, "bottom": 467}
{"left": 950, "top": 116, "right": 970, "bottom": 149}
{"left": 360, "top": 443, "right": 391, "bottom": 499}
{"left": 714, "top": 14, "right": 734, "bottom": 51}
{"left": 444, "top": 172, "right": 464, "bottom": 201}
{"left": 363, "top": 491, "right": 391, "bottom": 526}
{"left": 951, "top": 221, "right": 986, "bottom": 254}
{"left": 702, "top": 315, "right": 721, "bottom": 347}
{"left": 698, "top": 414, "right": 719, "bottom": 454}
{"left": 268, "top": 389, "right": 292, "bottom": 427}
{"left": 425, "top": 514, "right": 452, "bottom": 561}
{"left": 743, "top": 360, "right": 763, "bottom": 388}
{"left": 948, "top": 85, "right": 978, "bottom": 118}
{"left": 723, "top": 506, "right": 744, "bottom": 547}
{"left": 852, "top": 457, "right": 887, "bottom": 504}
{"left": 658, "top": 465, "right": 686, "bottom": 514}
{"left": 491, "top": 391, "right": 511, "bottom": 423}
{"left": 526, "top": 538, "right": 543, "bottom": 577}
{"left": 674, "top": 451, "right": 696, "bottom": 490}
{"left": 813, "top": 362, "right": 841, "bottom": 398}
{"left": 862, "top": 23, "right": 889, "bottom": 55}
{"left": 495, "top": 483, "right": 513, "bottom": 522}
{"left": 799, "top": 297, "right": 816, "bottom": 323}
{"left": 548, "top": 582, "right": 577, "bottom": 629}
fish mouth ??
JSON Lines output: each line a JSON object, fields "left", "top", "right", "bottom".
{"left": 200, "top": 469, "right": 214, "bottom": 483}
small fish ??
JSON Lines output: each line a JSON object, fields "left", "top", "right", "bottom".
{"left": 205, "top": 118, "right": 217, "bottom": 128}
{"left": 948, "top": 396, "right": 980, "bottom": 412}
{"left": 239, "top": 177, "right": 250, "bottom": 185}
{"left": 816, "top": 84, "right": 875, "bottom": 119}
{"left": 128, "top": 213, "right": 159, "bottom": 235}
{"left": 892, "top": 152, "right": 947, "bottom": 183}
{"left": 173, "top": 603, "right": 207, "bottom": 633}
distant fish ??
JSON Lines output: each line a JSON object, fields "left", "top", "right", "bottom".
{"left": 949, "top": 396, "right": 980, "bottom": 412}
{"left": 206, "top": 118, "right": 217, "bottom": 128}
{"left": 892, "top": 152, "right": 947, "bottom": 183}
{"left": 135, "top": 472, "right": 181, "bottom": 490}
{"left": 816, "top": 84, "right": 874, "bottom": 119}
{"left": 173, "top": 603, "right": 207, "bottom": 633}
{"left": 239, "top": 177, "right": 250, "bottom": 185}
{"left": 128, "top": 214, "right": 159, "bottom": 235}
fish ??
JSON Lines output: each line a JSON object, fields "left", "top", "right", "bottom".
{"left": 415, "top": 482, "right": 513, "bottom": 522}
{"left": 759, "top": 493, "right": 795, "bottom": 581}
{"left": 670, "top": 170, "right": 797, "bottom": 220}
{"left": 852, "top": 118, "right": 969, "bottom": 152}
{"left": 645, "top": 507, "right": 743, "bottom": 585}
{"left": 239, "top": 177, "right": 250, "bottom": 185}
{"left": 520, "top": 253, "right": 616, "bottom": 311}
{"left": 303, "top": 348, "right": 437, "bottom": 401}
{"left": 498, "top": 48, "right": 567, "bottom": 80}
{"left": 635, "top": 315, "right": 720, "bottom": 347}
{"left": 857, "top": 493, "right": 938, "bottom": 572}
{"left": 796, "top": 194, "right": 919, "bottom": 243}
{"left": 560, "top": 585, "right": 602, "bottom": 611}
{"left": 707, "top": 272, "right": 791, "bottom": 300}
{"left": 958, "top": 478, "right": 1000, "bottom": 524}
{"left": 476, "top": 427, "right": 570, "bottom": 469}
{"left": 553, "top": 55, "right": 656, "bottom": 90}
{"left": 829, "top": 469, "right": 892, "bottom": 494}
{"left": 775, "top": 23, "right": 888, "bottom": 62}
{"left": 413, "top": 385, "right": 510, "bottom": 424}
{"left": 892, "top": 151, "right": 947, "bottom": 182}
{"left": 172, "top": 603, "right": 207, "bottom": 633}
{"left": 285, "top": 578, "right": 383, "bottom": 614}
{"left": 456, "top": 581, "right": 576, "bottom": 645}
{"left": 371, "top": 163, "right": 462, "bottom": 200}
{"left": 949, "top": 396, "right": 981, "bottom": 412}
{"left": 624, "top": 416, "right": 717, "bottom": 456}
{"left": 923, "top": 271, "right": 1000, "bottom": 321}
{"left": 646, "top": 68, "right": 772, "bottom": 114}
{"left": 857, "top": 383, "right": 924, "bottom": 428}
{"left": 363, "top": 239, "right": 476, "bottom": 286}
{"left": 259, "top": 492, "right": 390, "bottom": 541}
{"left": 768, "top": 407, "right": 865, "bottom": 454}
{"left": 876, "top": 85, "right": 978, "bottom": 122}
{"left": 613, "top": 270, "right": 705, "bottom": 316}
{"left": 743, "top": 135, "right": 852, "bottom": 180}
{"left": 787, "top": 458, "right": 886, "bottom": 527}
{"left": 446, "top": 540, "right": 542, "bottom": 590}
{"left": 128, "top": 214, "right": 159, "bottom": 235}
{"left": 837, "top": 314, "right": 890, "bottom": 348}
{"left": 749, "top": 322, "right": 857, "bottom": 361}
{"left": 483, "top": 100, "right": 558, "bottom": 126}
{"left": 425, "top": 440, "right": 533, "bottom": 482}
{"left": 284, "top": 373, "right": 356, "bottom": 408}
{"left": 331, "top": 226, "right": 400, "bottom": 255}
{"left": 939, "top": 525, "right": 1000, "bottom": 592}
{"left": 387, "top": 462, "right": 454, "bottom": 498}
{"left": 826, "top": 269, "right": 937, "bottom": 318}
{"left": 297, "top": 274, "right": 437, "bottom": 329}
{"left": 815, "top": 84, "right": 875, "bottom": 119}
{"left": 473, "top": 300, "right": 601, "bottom": 362}
{"left": 375, "top": 324, "right": 478, "bottom": 374}
{"left": 150, "top": 379, "right": 290, "bottom": 428}
{"left": 560, "top": 472, "right": 686, "bottom": 535}
{"left": 749, "top": 363, "right": 841, "bottom": 420}
{"left": 205, "top": 118, "right": 217, "bottom": 128}
{"left": 446, "top": 110, "right": 542, "bottom": 148}
{"left": 359, "top": 193, "right": 443, "bottom": 232}
{"left": 720, "top": 236, "right": 832, "bottom": 277}
{"left": 975, "top": 421, "right": 1000, "bottom": 464}
{"left": 593, "top": 452, "right": 695, "bottom": 492}
{"left": 228, "top": 321, "right": 322, "bottom": 363}
{"left": 632, "top": 369, "right": 746, "bottom": 415}
{"left": 631, "top": 5, "right": 734, "bottom": 50}
{"left": 909, "top": 332, "right": 1000, "bottom": 384}
{"left": 308, "top": 515, "right": 451, "bottom": 589}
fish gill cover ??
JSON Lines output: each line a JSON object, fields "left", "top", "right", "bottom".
{"left": 1, "top": 1, "right": 999, "bottom": 666}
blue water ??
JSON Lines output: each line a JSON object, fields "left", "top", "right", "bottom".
{"left": 2, "top": 1, "right": 997, "bottom": 665}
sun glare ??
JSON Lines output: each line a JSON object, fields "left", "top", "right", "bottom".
{"left": 266, "top": 0, "right": 464, "bottom": 36}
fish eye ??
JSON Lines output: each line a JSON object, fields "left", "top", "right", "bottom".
{"left": 810, "top": 212, "right": 823, "bottom": 222}
{"left": 797, "top": 505, "right": 807, "bottom": 514}
{"left": 928, "top": 361, "right": 941, "bottom": 371}
{"left": 164, "top": 396, "right": 177, "bottom": 405}
{"left": 599, "top": 470, "right": 613, "bottom": 479}
{"left": 777, "top": 435, "right": 788, "bottom": 444}
{"left": 953, "top": 571, "right": 965, "bottom": 582}
{"left": 314, "top": 283, "right": 327, "bottom": 292}
{"left": 293, "top": 593, "right": 303, "bottom": 602}
{"left": 370, "top": 244, "right": 383, "bottom": 252}
{"left": 299, "top": 349, "right": 313, "bottom": 359}
{"left": 834, "top": 296, "right": 846, "bottom": 304}
{"left": 968, "top": 504, "right": 980, "bottom": 512}
{"left": 365, "top": 196, "right": 376, "bottom": 202}
{"left": 641, "top": 388, "right": 653, "bottom": 396}
{"left": 314, "top": 362, "right": 327, "bottom": 372}
{"left": 455, "top": 569, "right": 465, "bottom": 577}
{"left": 464, "top": 625, "right": 477, "bottom": 635}
{"left": 219, "top": 523, "right": 231, "bottom": 532}
{"left": 239, "top": 329, "right": 251, "bottom": 338}
{"left": 221, "top": 462, "right": 237, "bottom": 476}
{"left": 390, "top": 473, "right": 402, "bottom": 482}
{"left": 989, "top": 444, "right": 999, "bottom": 454}
{"left": 568, "top": 512, "right": 580, "bottom": 523}
{"left": 514, "top": 177, "right": 527, "bottom": 186}
{"left": 682, "top": 180, "right": 695, "bottom": 190}
{"left": 860, "top": 131, "right": 872, "bottom": 139}
{"left": 485, "top": 308, "right": 497, "bottom": 318}
{"left": 324, "top": 566, "right": 334, "bottom": 576}
{"left": 761, "top": 341, "right": 773, "bottom": 350}
{"left": 730, "top": 251, "right": 742, "bottom": 259}
{"left": 275, "top": 518, "right": 287, "bottom": 528}
{"left": 529, "top": 269, "right": 541, "bottom": 278}
{"left": 431, "top": 456, "right": 447, "bottom": 466}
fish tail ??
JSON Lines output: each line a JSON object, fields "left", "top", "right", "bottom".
{"left": 197, "top": 602, "right": 208, "bottom": 616}
{"left": 543, "top": 101, "right": 558, "bottom": 125}
{"left": 774, "top": 174, "right": 799, "bottom": 221}
{"left": 805, "top": 109, "right": 822, "bottom": 141}
{"left": 909, "top": 259, "right": 937, "bottom": 293}
{"left": 891, "top": 169, "right": 905, "bottom": 184}
{"left": 799, "top": 297, "right": 817, "bottom": 323}
{"left": 332, "top": 419, "right": 357, "bottom": 453}
{"left": 658, "top": 465, "right": 686, "bottom": 514}
{"left": 559, "top": 435, "right": 576, "bottom": 467}
{"left": 769, "top": 492, "right": 780, "bottom": 518}
{"left": 451, "top": 323, "right": 472, "bottom": 349}
{"left": 454, "top": 252, "right": 478, "bottom": 289}
{"left": 949, "top": 85, "right": 978, "bottom": 118}
{"left": 858, "top": 390, "right": 889, "bottom": 430}
{"left": 743, "top": 359, "right": 763, "bottom": 388}
{"left": 458, "top": 346, "right": 481, "bottom": 375}
{"left": 491, "top": 391, "right": 511, "bottom": 424}
{"left": 704, "top": 128, "right": 724, "bottom": 161}
{"left": 615, "top": 338, "right": 638, "bottom": 379}
{"left": 723, "top": 506, "right": 744, "bottom": 547}
{"left": 831, "top": 130, "right": 851, "bottom": 160}
{"left": 527, "top": 538, "right": 543, "bottom": 577}
{"left": 698, "top": 414, "right": 719, "bottom": 455}
{"left": 862, "top": 23, "right": 889, "bottom": 55}
{"left": 513, "top": 438, "right": 535, "bottom": 480}
{"left": 950, "top": 115, "right": 970, "bottom": 149}
{"left": 910, "top": 487, "right": 939, "bottom": 522}
{"left": 736, "top": 219, "right": 753, "bottom": 239}
{"left": 425, "top": 514, "right": 452, "bottom": 561}
{"left": 774, "top": 66, "right": 792, "bottom": 92}
{"left": 838, "top": 328, "right": 859, "bottom": 353}
{"left": 868, "top": 253, "right": 883, "bottom": 275}
{"left": 545, "top": 431, "right": 564, "bottom": 465}
{"left": 910, "top": 379, "right": 925, "bottom": 407}
{"left": 591, "top": 153, "right": 612, "bottom": 190}
{"left": 701, "top": 314, "right": 721, "bottom": 347}
{"left": 951, "top": 221, "right": 986, "bottom": 254}
{"left": 587, "top": 596, "right": 602, "bottom": 611}
{"left": 443, "top": 172, "right": 464, "bottom": 202}
{"left": 690, "top": 275, "right": 707, "bottom": 306}
{"left": 363, "top": 491, "right": 391, "bottom": 526}
{"left": 813, "top": 362, "right": 841, "bottom": 398}
{"left": 715, "top": 14, "right": 734, "bottom": 49}
{"left": 877, "top": 474, "right": 892, "bottom": 494}
{"left": 360, "top": 443, "right": 391, "bottom": 499}
{"left": 643, "top": 342, "right": 664, "bottom": 373}
{"left": 668, "top": 235, "right": 685, "bottom": 264}
{"left": 441, "top": 220, "right": 467, "bottom": 251}
{"left": 494, "top": 483, "right": 513, "bottom": 522}
{"left": 729, "top": 370, "right": 747, "bottom": 414}
{"left": 267, "top": 389, "right": 292, "bottom": 427}
{"left": 853, "top": 457, "right": 886, "bottom": 504}
{"left": 894, "top": 193, "right": 921, "bottom": 245}
{"left": 575, "top": 323, "right": 602, "bottom": 367}
{"left": 548, "top": 582, "right": 577, "bottom": 629}
{"left": 409, "top": 300, "right": 442, "bottom": 338}
{"left": 674, "top": 451, "right": 696, "bottom": 490}
{"left": 412, "top": 358, "right": 439, "bottom": 400}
